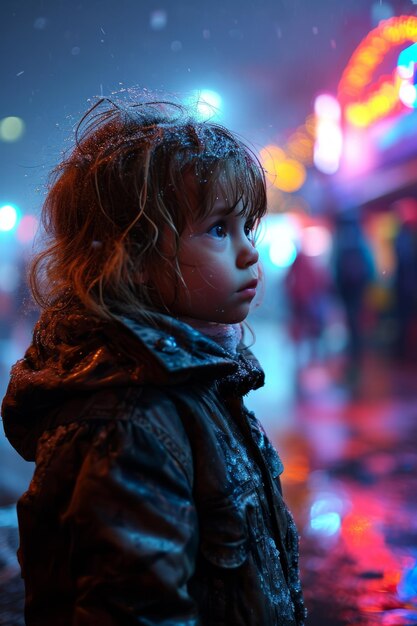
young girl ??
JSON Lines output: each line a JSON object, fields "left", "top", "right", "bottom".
{"left": 2, "top": 94, "right": 306, "bottom": 625}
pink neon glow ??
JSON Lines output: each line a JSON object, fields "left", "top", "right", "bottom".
{"left": 301, "top": 226, "right": 332, "bottom": 257}
{"left": 16, "top": 215, "right": 38, "bottom": 243}
{"left": 341, "top": 130, "right": 374, "bottom": 175}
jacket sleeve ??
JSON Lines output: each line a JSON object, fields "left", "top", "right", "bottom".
{"left": 62, "top": 412, "right": 200, "bottom": 626}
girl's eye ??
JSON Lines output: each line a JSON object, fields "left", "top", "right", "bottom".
{"left": 208, "top": 223, "right": 227, "bottom": 239}
{"left": 245, "top": 222, "right": 255, "bottom": 240}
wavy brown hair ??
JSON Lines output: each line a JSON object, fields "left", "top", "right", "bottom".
{"left": 30, "top": 93, "right": 267, "bottom": 321}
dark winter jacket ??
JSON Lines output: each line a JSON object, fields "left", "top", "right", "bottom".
{"left": 1, "top": 305, "right": 306, "bottom": 626}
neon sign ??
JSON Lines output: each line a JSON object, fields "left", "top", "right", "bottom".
{"left": 338, "top": 16, "right": 417, "bottom": 127}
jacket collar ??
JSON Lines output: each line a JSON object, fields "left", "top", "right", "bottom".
{"left": 118, "top": 314, "right": 238, "bottom": 375}
{"left": 117, "top": 313, "right": 265, "bottom": 395}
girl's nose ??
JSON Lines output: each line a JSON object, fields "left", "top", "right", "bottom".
{"left": 237, "top": 238, "right": 259, "bottom": 268}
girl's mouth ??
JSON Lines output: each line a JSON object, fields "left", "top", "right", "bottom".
{"left": 237, "top": 279, "right": 258, "bottom": 299}
{"left": 238, "top": 279, "right": 258, "bottom": 292}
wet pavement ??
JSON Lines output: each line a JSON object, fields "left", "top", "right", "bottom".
{"left": 1, "top": 331, "right": 417, "bottom": 624}
{"left": 275, "top": 353, "right": 417, "bottom": 625}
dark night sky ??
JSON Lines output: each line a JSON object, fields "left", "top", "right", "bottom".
{"left": 1, "top": 0, "right": 416, "bottom": 215}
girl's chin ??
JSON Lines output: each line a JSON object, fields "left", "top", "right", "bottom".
{"left": 170, "top": 302, "right": 250, "bottom": 324}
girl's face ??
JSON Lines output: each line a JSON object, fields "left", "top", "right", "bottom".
{"left": 153, "top": 187, "right": 260, "bottom": 324}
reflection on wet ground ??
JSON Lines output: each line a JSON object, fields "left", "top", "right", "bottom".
{"left": 1, "top": 337, "right": 417, "bottom": 624}
{"left": 277, "top": 354, "right": 417, "bottom": 625}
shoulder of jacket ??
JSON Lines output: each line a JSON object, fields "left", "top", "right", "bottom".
{"left": 46, "top": 387, "right": 193, "bottom": 478}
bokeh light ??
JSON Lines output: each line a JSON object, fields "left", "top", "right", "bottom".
{"left": 286, "top": 130, "right": 314, "bottom": 165}
{"left": 0, "top": 205, "right": 18, "bottom": 232}
{"left": 149, "top": 9, "right": 167, "bottom": 30}
{"left": 314, "top": 94, "right": 342, "bottom": 174}
{"left": 260, "top": 145, "right": 306, "bottom": 192}
{"left": 188, "top": 89, "right": 223, "bottom": 121}
{"left": 315, "top": 94, "right": 341, "bottom": 121}
{"left": 311, "top": 511, "right": 341, "bottom": 535}
{"left": 308, "top": 491, "right": 346, "bottom": 538}
{"left": 274, "top": 159, "right": 306, "bottom": 192}
{"left": 0, "top": 117, "right": 25, "bottom": 142}
{"left": 263, "top": 218, "right": 298, "bottom": 268}
{"left": 260, "top": 145, "right": 286, "bottom": 184}
{"left": 33, "top": 16, "right": 47, "bottom": 30}
{"left": 269, "top": 237, "right": 297, "bottom": 268}
{"left": 399, "top": 81, "right": 417, "bottom": 107}
{"left": 301, "top": 225, "right": 332, "bottom": 257}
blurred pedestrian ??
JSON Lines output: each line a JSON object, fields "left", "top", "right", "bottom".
{"left": 284, "top": 248, "right": 330, "bottom": 365}
{"left": 332, "top": 213, "right": 375, "bottom": 363}
{"left": 392, "top": 197, "right": 417, "bottom": 361}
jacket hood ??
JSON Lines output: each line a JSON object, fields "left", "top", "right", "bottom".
{"left": 1, "top": 304, "right": 264, "bottom": 461}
